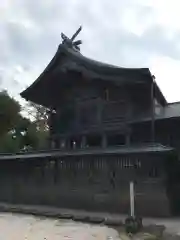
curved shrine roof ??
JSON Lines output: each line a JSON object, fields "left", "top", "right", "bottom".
{"left": 21, "top": 44, "right": 151, "bottom": 103}
{"left": 59, "top": 45, "right": 150, "bottom": 76}
{"left": 20, "top": 42, "right": 167, "bottom": 107}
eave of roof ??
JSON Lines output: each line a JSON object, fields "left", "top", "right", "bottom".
{"left": 21, "top": 43, "right": 166, "bottom": 107}
{"left": 129, "top": 101, "right": 180, "bottom": 123}
{"left": 154, "top": 81, "right": 167, "bottom": 106}
{"left": 61, "top": 45, "right": 150, "bottom": 76}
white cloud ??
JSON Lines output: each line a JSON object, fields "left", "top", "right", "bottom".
{"left": 1, "top": 0, "right": 180, "bottom": 102}
{"left": 150, "top": 55, "right": 180, "bottom": 102}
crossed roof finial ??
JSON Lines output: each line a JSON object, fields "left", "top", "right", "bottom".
{"left": 61, "top": 26, "right": 82, "bottom": 51}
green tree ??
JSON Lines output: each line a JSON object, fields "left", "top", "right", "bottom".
{"left": 23, "top": 101, "right": 49, "bottom": 150}
{"left": 0, "top": 90, "right": 20, "bottom": 137}
{"left": 0, "top": 132, "right": 21, "bottom": 153}
{"left": 25, "top": 102, "right": 49, "bottom": 131}
{"left": 0, "top": 91, "right": 49, "bottom": 152}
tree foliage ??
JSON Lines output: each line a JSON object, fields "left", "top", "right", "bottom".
{"left": 25, "top": 101, "right": 49, "bottom": 131}
{"left": 24, "top": 101, "right": 49, "bottom": 149}
{"left": 0, "top": 91, "right": 20, "bottom": 136}
{"left": 0, "top": 91, "right": 49, "bottom": 153}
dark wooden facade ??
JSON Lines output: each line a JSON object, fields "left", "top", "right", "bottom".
{"left": 0, "top": 28, "right": 179, "bottom": 217}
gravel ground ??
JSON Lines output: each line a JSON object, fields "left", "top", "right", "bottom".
{"left": 0, "top": 213, "right": 121, "bottom": 240}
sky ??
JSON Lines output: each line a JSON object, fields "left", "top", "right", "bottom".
{"left": 1, "top": 0, "right": 180, "bottom": 103}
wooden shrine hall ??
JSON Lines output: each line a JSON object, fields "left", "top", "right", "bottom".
{"left": 0, "top": 27, "right": 180, "bottom": 217}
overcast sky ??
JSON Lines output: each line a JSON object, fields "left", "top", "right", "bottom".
{"left": 1, "top": 0, "right": 180, "bottom": 103}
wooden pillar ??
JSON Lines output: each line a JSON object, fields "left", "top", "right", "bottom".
{"left": 81, "top": 135, "right": 87, "bottom": 148}
{"left": 97, "top": 98, "right": 103, "bottom": 124}
{"left": 102, "top": 133, "right": 107, "bottom": 148}
{"left": 54, "top": 136, "right": 60, "bottom": 149}
{"left": 54, "top": 159, "right": 58, "bottom": 184}
{"left": 72, "top": 140, "right": 76, "bottom": 149}
{"left": 57, "top": 137, "right": 60, "bottom": 149}
{"left": 151, "top": 76, "right": 155, "bottom": 143}
{"left": 48, "top": 136, "right": 52, "bottom": 149}
{"left": 66, "top": 138, "right": 71, "bottom": 149}
{"left": 60, "top": 138, "right": 66, "bottom": 149}
{"left": 51, "top": 139, "right": 56, "bottom": 149}
{"left": 126, "top": 133, "right": 130, "bottom": 146}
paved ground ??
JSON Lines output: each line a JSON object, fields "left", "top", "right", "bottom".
{"left": 0, "top": 212, "right": 120, "bottom": 240}
{"left": 143, "top": 217, "right": 180, "bottom": 235}
{"left": 0, "top": 203, "right": 179, "bottom": 238}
